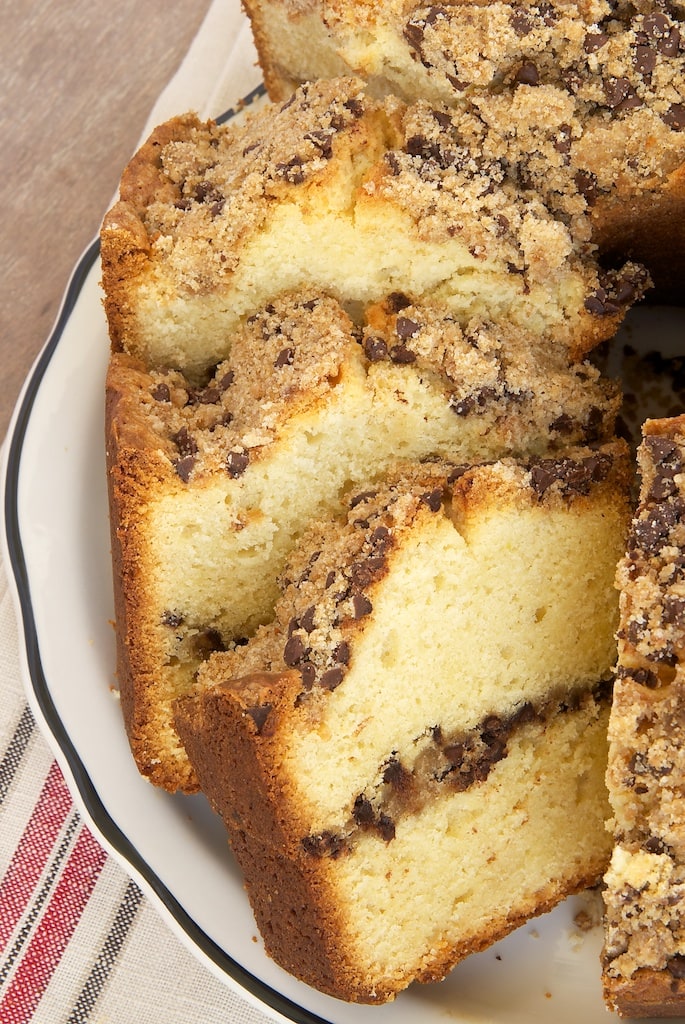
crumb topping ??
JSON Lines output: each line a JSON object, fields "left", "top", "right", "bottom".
{"left": 139, "top": 78, "right": 370, "bottom": 290}
{"left": 136, "top": 293, "right": 355, "bottom": 479}
{"left": 605, "top": 420, "right": 685, "bottom": 982}
{"left": 123, "top": 74, "right": 652, "bottom": 308}
{"left": 130, "top": 290, "right": 621, "bottom": 484}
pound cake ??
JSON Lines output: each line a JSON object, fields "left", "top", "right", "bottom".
{"left": 175, "top": 443, "right": 632, "bottom": 1002}
{"left": 107, "top": 288, "right": 621, "bottom": 792}
{"left": 602, "top": 415, "right": 685, "bottom": 1017}
{"left": 100, "top": 76, "right": 648, "bottom": 380}
{"left": 240, "top": 0, "right": 685, "bottom": 299}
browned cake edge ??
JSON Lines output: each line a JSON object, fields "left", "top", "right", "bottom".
{"left": 604, "top": 967, "right": 685, "bottom": 1019}
{"left": 105, "top": 352, "right": 200, "bottom": 792}
{"left": 100, "top": 114, "right": 209, "bottom": 353}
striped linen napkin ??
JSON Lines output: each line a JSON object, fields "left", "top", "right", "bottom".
{"left": 0, "top": 2, "right": 281, "bottom": 1021}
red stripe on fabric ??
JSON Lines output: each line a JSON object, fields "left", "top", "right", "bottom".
{"left": 0, "top": 761, "right": 72, "bottom": 949}
{"left": 0, "top": 826, "right": 107, "bottom": 1024}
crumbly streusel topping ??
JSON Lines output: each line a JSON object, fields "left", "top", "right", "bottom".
{"left": 604, "top": 421, "right": 685, "bottom": 980}
{"left": 127, "top": 73, "right": 652, "bottom": 306}
{"left": 136, "top": 292, "right": 354, "bottom": 480}
{"left": 131, "top": 289, "right": 622, "bottom": 484}
{"left": 139, "top": 78, "right": 372, "bottom": 289}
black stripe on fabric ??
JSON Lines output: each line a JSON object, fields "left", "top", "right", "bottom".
{"left": 0, "top": 812, "right": 81, "bottom": 986}
{"left": 0, "top": 703, "right": 36, "bottom": 807}
{"left": 66, "top": 879, "right": 143, "bottom": 1024}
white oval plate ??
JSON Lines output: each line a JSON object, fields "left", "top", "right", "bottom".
{"left": 3, "top": 129, "right": 683, "bottom": 1024}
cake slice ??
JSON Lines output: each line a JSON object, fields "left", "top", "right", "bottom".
{"left": 175, "top": 443, "right": 632, "bottom": 1002}
{"left": 602, "top": 415, "right": 685, "bottom": 1017}
{"left": 240, "top": 0, "right": 685, "bottom": 300}
{"left": 106, "top": 289, "right": 621, "bottom": 792}
{"left": 100, "top": 77, "right": 647, "bottom": 379}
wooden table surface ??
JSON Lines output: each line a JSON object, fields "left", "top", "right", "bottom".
{"left": 0, "top": 0, "right": 214, "bottom": 443}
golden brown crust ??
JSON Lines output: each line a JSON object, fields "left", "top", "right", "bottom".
{"left": 604, "top": 967, "right": 685, "bottom": 1018}
{"left": 174, "top": 675, "right": 377, "bottom": 1001}
{"left": 106, "top": 353, "right": 200, "bottom": 791}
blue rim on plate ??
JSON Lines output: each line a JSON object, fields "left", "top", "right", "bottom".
{"left": 2, "top": 83, "right": 335, "bottom": 1024}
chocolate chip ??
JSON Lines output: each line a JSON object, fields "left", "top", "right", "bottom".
{"left": 668, "top": 955, "right": 685, "bottom": 979}
{"left": 644, "top": 835, "right": 668, "bottom": 854}
{"left": 510, "top": 8, "right": 533, "bottom": 35}
{"left": 550, "top": 413, "right": 575, "bottom": 435}
{"left": 151, "top": 382, "right": 171, "bottom": 402}
{"left": 387, "top": 292, "right": 412, "bottom": 312}
{"left": 363, "top": 335, "right": 388, "bottom": 362}
{"left": 377, "top": 813, "right": 396, "bottom": 842}
{"left": 343, "top": 97, "right": 365, "bottom": 119}
{"left": 349, "top": 489, "right": 378, "bottom": 508}
{"left": 630, "top": 503, "right": 682, "bottom": 556}
{"left": 300, "top": 605, "right": 317, "bottom": 633}
{"left": 663, "top": 596, "right": 685, "bottom": 625}
{"left": 284, "top": 634, "right": 306, "bottom": 666}
{"left": 383, "top": 756, "right": 412, "bottom": 790}
{"left": 370, "top": 525, "right": 391, "bottom": 547}
{"left": 194, "top": 183, "right": 225, "bottom": 216}
{"left": 304, "top": 130, "right": 334, "bottom": 160}
{"left": 647, "top": 436, "right": 681, "bottom": 467}
{"left": 301, "top": 831, "right": 346, "bottom": 858}
{"left": 554, "top": 124, "right": 572, "bottom": 156}
{"left": 226, "top": 449, "right": 249, "bottom": 478}
{"left": 403, "top": 20, "right": 425, "bottom": 53}
{"left": 643, "top": 11, "right": 679, "bottom": 54}
{"left": 333, "top": 641, "right": 350, "bottom": 665}
{"left": 245, "top": 704, "right": 272, "bottom": 734}
{"left": 604, "top": 77, "right": 642, "bottom": 112}
{"left": 663, "top": 103, "right": 685, "bottom": 131}
{"left": 352, "top": 592, "right": 373, "bottom": 619}
{"left": 584, "top": 30, "right": 609, "bottom": 52}
{"left": 658, "top": 26, "right": 680, "bottom": 57}
{"left": 319, "top": 666, "right": 345, "bottom": 690}
{"left": 634, "top": 44, "right": 657, "bottom": 76}
{"left": 218, "top": 370, "right": 235, "bottom": 390}
{"left": 515, "top": 62, "right": 540, "bottom": 86}
{"left": 353, "top": 794, "right": 375, "bottom": 825}
{"left": 530, "top": 462, "right": 561, "bottom": 496}
{"left": 421, "top": 488, "right": 443, "bottom": 512}
{"left": 172, "top": 426, "right": 198, "bottom": 458}
{"left": 275, "top": 157, "right": 306, "bottom": 184}
{"left": 395, "top": 315, "right": 421, "bottom": 339}
{"left": 274, "top": 347, "right": 295, "bottom": 368}
{"left": 585, "top": 288, "right": 621, "bottom": 316}
{"left": 389, "top": 344, "right": 416, "bottom": 364}
{"left": 300, "top": 661, "right": 317, "bottom": 689}
{"left": 174, "top": 455, "right": 196, "bottom": 482}
{"left": 575, "top": 169, "right": 599, "bottom": 206}
{"left": 197, "top": 385, "right": 221, "bottom": 404}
